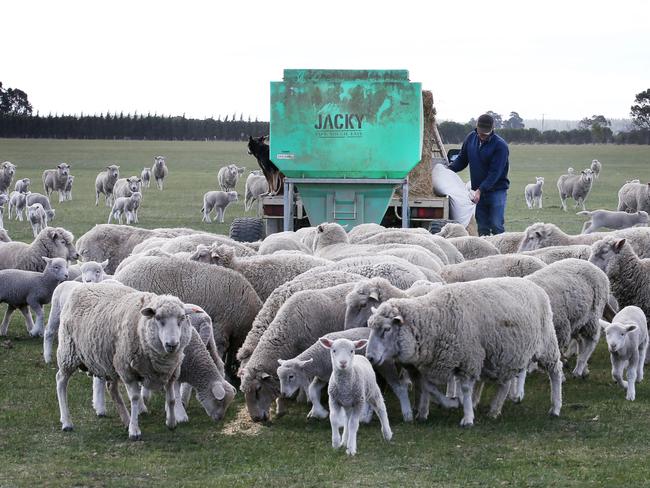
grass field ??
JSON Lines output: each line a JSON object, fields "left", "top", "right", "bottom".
{"left": 1, "top": 139, "right": 649, "bottom": 487}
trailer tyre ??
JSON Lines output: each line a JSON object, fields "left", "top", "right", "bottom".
{"left": 230, "top": 217, "right": 266, "bottom": 242}
{"left": 427, "top": 219, "right": 456, "bottom": 234}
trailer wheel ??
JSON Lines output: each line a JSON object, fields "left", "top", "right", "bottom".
{"left": 427, "top": 219, "right": 456, "bottom": 234}
{"left": 230, "top": 217, "right": 266, "bottom": 242}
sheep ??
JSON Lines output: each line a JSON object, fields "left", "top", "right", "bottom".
{"left": 14, "top": 177, "right": 30, "bottom": 193}
{"left": 446, "top": 236, "right": 500, "bottom": 260}
{"left": 0, "top": 161, "right": 16, "bottom": 193}
{"left": 55, "top": 283, "right": 193, "bottom": 439}
{"left": 7, "top": 191, "right": 28, "bottom": 221}
{"left": 108, "top": 192, "right": 142, "bottom": 225}
{"left": 42, "top": 163, "right": 71, "bottom": 202}
{"left": 482, "top": 232, "right": 525, "bottom": 254}
{"left": 0, "top": 229, "right": 10, "bottom": 242}
{"left": 0, "top": 227, "right": 78, "bottom": 271}
{"left": 319, "top": 337, "right": 392, "bottom": 456}
{"left": 0, "top": 192, "right": 7, "bottom": 228}
{"left": 601, "top": 306, "right": 648, "bottom": 401}
{"left": 114, "top": 256, "right": 262, "bottom": 374}
{"left": 578, "top": 209, "right": 649, "bottom": 234}
{"left": 141, "top": 167, "right": 152, "bottom": 188}
{"left": 67, "top": 259, "right": 110, "bottom": 282}
{"left": 63, "top": 175, "right": 74, "bottom": 201}
{"left": 195, "top": 243, "right": 328, "bottom": 301}
{"left": 258, "top": 232, "right": 312, "bottom": 255}
{"left": 0, "top": 257, "right": 69, "bottom": 337}
{"left": 366, "top": 277, "right": 563, "bottom": 426}
{"left": 518, "top": 222, "right": 650, "bottom": 258}
{"left": 241, "top": 282, "right": 357, "bottom": 422}
{"left": 133, "top": 233, "right": 256, "bottom": 258}
{"left": 557, "top": 169, "right": 594, "bottom": 211}
{"left": 347, "top": 223, "right": 392, "bottom": 243}
{"left": 436, "top": 223, "right": 469, "bottom": 238}
{"left": 201, "top": 190, "right": 238, "bottom": 223}
{"left": 244, "top": 171, "right": 268, "bottom": 212}
{"left": 321, "top": 255, "right": 430, "bottom": 289}
{"left": 525, "top": 259, "right": 609, "bottom": 377}
{"left": 521, "top": 245, "right": 592, "bottom": 264}
{"left": 113, "top": 176, "right": 143, "bottom": 200}
{"left": 439, "top": 254, "right": 546, "bottom": 284}
{"left": 618, "top": 181, "right": 650, "bottom": 213}
{"left": 218, "top": 164, "right": 244, "bottom": 192}
{"left": 589, "top": 237, "right": 650, "bottom": 319}
{"left": 25, "top": 192, "right": 55, "bottom": 221}
{"left": 27, "top": 203, "right": 48, "bottom": 238}
{"left": 152, "top": 156, "right": 168, "bottom": 190}
{"left": 356, "top": 230, "right": 464, "bottom": 264}
{"left": 590, "top": 159, "right": 602, "bottom": 179}
{"left": 95, "top": 164, "right": 121, "bottom": 206}
{"left": 524, "top": 176, "right": 544, "bottom": 209}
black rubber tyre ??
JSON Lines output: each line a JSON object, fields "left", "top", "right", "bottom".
{"left": 229, "top": 217, "right": 266, "bottom": 242}
{"left": 427, "top": 218, "right": 457, "bottom": 234}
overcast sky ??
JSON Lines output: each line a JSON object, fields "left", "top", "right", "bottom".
{"left": 4, "top": 0, "right": 648, "bottom": 123}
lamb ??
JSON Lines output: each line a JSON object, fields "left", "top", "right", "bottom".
{"left": 524, "top": 176, "right": 544, "bottom": 209}
{"left": 0, "top": 192, "right": 8, "bottom": 228}
{"left": 0, "top": 257, "right": 68, "bottom": 337}
{"left": 108, "top": 192, "right": 142, "bottom": 225}
{"left": 63, "top": 175, "right": 74, "bottom": 201}
{"left": 0, "top": 227, "right": 78, "bottom": 271}
{"left": 27, "top": 203, "right": 48, "bottom": 237}
{"left": 618, "top": 182, "right": 650, "bottom": 213}
{"left": 521, "top": 245, "right": 592, "bottom": 264}
{"left": 68, "top": 259, "right": 110, "bottom": 282}
{"left": 241, "top": 283, "right": 356, "bottom": 422}
{"left": 244, "top": 171, "right": 269, "bottom": 212}
{"left": 601, "top": 306, "right": 648, "bottom": 401}
{"left": 0, "top": 161, "right": 16, "bottom": 193}
{"left": 0, "top": 229, "right": 10, "bottom": 242}
{"left": 113, "top": 176, "right": 142, "bottom": 200}
{"left": 320, "top": 337, "right": 392, "bottom": 456}
{"left": 42, "top": 163, "right": 71, "bottom": 202}
{"left": 14, "top": 177, "right": 30, "bottom": 193}
{"left": 26, "top": 192, "right": 55, "bottom": 221}
{"left": 436, "top": 223, "right": 469, "bottom": 238}
{"left": 152, "top": 156, "right": 168, "bottom": 190}
{"left": 141, "top": 167, "right": 152, "bottom": 188}
{"left": 196, "top": 243, "right": 328, "bottom": 301}
{"left": 482, "top": 232, "right": 525, "bottom": 254}
{"left": 114, "top": 256, "right": 262, "bottom": 373}
{"left": 366, "top": 277, "right": 563, "bottom": 426}
{"left": 589, "top": 237, "right": 650, "bottom": 319}
{"left": 55, "top": 283, "right": 193, "bottom": 439}
{"left": 201, "top": 190, "right": 238, "bottom": 223}
{"left": 7, "top": 191, "right": 28, "bottom": 221}
{"left": 439, "top": 254, "right": 546, "bottom": 283}
{"left": 95, "top": 164, "right": 121, "bottom": 206}
{"left": 525, "top": 259, "right": 610, "bottom": 377}
{"left": 218, "top": 164, "right": 244, "bottom": 192}
{"left": 590, "top": 159, "right": 602, "bottom": 179}
{"left": 578, "top": 209, "right": 649, "bottom": 233}
{"left": 557, "top": 169, "right": 594, "bottom": 211}
{"left": 446, "top": 236, "right": 500, "bottom": 260}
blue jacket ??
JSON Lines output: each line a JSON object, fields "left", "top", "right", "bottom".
{"left": 448, "top": 130, "right": 510, "bottom": 193}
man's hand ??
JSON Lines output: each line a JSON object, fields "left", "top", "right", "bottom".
{"left": 471, "top": 188, "right": 481, "bottom": 204}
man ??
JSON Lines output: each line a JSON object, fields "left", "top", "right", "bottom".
{"left": 447, "top": 113, "right": 510, "bottom": 236}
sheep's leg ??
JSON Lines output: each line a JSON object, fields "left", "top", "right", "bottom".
{"left": 0, "top": 304, "right": 17, "bottom": 336}
{"left": 329, "top": 402, "right": 345, "bottom": 449}
{"left": 459, "top": 378, "right": 476, "bottom": 427}
{"left": 445, "top": 376, "right": 458, "bottom": 398}
{"left": 307, "top": 377, "right": 329, "bottom": 419}
{"left": 138, "top": 386, "right": 150, "bottom": 414}
{"left": 164, "top": 380, "right": 177, "bottom": 430}
{"left": 95, "top": 190, "right": 100, "bottom": 206}
{"left": 168, "top": 381, "right": 188, "bottom": 423}
{"left": 424, "top": 379, "right": 460, "bottom": 409}
{"left": 180, "top": 382, "right": 193, "bottom": 407}
{"left": 626, "top": 357, "right": 638, "bottom": 401}
{"left": 218, "top": 208, "right": 224, "bottom": 224}
{"left": 377, "top": 361, "right": 413, "bottom": 422}
{"left": 509, "top": 369, "right": 527, "bottom": 403}
{"left": 124, "top": 381, "right": 143, "bottom": 440}
{"left": 275, "top": 397, "right": 287, "bottom": 417}
{"left": 19, "top": 305, "right": 36, "bottom": 336}
{"left": 638, "top": 343, "right": 647, "bottom": 381}
{"left": 547, "top": 360, "right": 563, "bottom": 417}
{"left": 487, "top": 381, "right": 511, "bottom": 419}
{"left": 370, "top": 393, "right": 393, "bottom": 442}
{"left": 56, "top": 368, "right": 75, "bottom": 431}
{"left": 473, "top": 381, "right": 485, "bottom": 408}
{"left": 345, "top": 407, "right": 361, "bottom": 456}
{"left": 107, "top": 380, "right": 130, "bottom": 426}
{"left": 611, "top": 357, "right": 627, "bottom": 389}
{"left": 572, "top": 333, "right": 599, "bottom": 378}
{"left": 92, "top": 376, "right": 107, "bottom": 417}
{"left": 29, "top": 303, "right": 44, "bottom": 338}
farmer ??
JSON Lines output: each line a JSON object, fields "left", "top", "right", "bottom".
{"left": 447, "top": 113, "right": 510, "bottom": 236}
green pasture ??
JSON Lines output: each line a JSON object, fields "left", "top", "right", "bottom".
{"left": 1, "top": 139, "right": 649, "bottom": 487}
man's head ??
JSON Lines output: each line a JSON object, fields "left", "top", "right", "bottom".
{"left": 476, "top": 113, "right": 495, "bottom": 140}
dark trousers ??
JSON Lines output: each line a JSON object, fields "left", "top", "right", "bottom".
{"left": 475, "top": 189, "right": 507, "bottom": 236}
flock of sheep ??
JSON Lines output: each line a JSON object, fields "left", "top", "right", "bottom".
{"left": 1, "top": 153, "right": 650, "bottom": 456}
{"left": 524, "top": 159, "right": 649, "bottom": 233}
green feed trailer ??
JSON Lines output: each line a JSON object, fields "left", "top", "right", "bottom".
{"left": 270, "top": 69, "right": 424, "bottom": 231}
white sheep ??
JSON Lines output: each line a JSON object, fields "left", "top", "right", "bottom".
{"left": 42, "top": 163, "right": 71, "bottom": 203}
{"left": 0, "top": 227, "right": 78, "bottom": 271}
{"left": 63, "top": 175, "right": 75, "bottom": 201}
{"left": 201, "top": 190, "right": 238, "bottom": 223}
{"left": 152, "top": 156, "right": 168, "bottom": 190}
{"left": 446, "top": 236, "right": 500, "bottom": 260}
{"left": 521, "top": 245, "right": 592, "bottom": 264}
{"left": 68, "top": 259, "right": 110, "bottom": 283}
{"left": 590, "top": 159, "right": 602, "bottom": 179}
{"left": 257, "top": 232, "right": 312, "bottom": 255}
{"left": 14, "top": 177, "right": 31, "bottom": 193}
{"left": 0, "top": 192, "right": 8, "bottom": 229}
{"left": 27, "top": 203, "right": 48, "bottom": 238}
{"left": 7, "top": 191, "right": 28, "bottom": 221}
{"left": 557, "top": 169, "right": 594, "bottom": 211}
{"left": 141, "top": 167, "right": 152, "bottom": 188}
{"left": 108, "top": 192, "right": 142, "bottom": 225}
{"left": 113, "top": 176, "right": 143, "bottom": 200}
{"left": 0, "top": 161, "right": 16, "bottom": 193}
{"left": 218, "top": 164, "right": 244, "bottom": 192}
{"left": 524, "top": 176, "right": 544, "bottom": 209}
{"left": 320, "top": 337, "right": 392, "bottom": 456}
{"left": 26, "top": 192, "right": 55, "bottom": 221}
{"left": 618, "top": 181, "right": 650, "bottom": 213}
{"left": 436, "top": 223, "right": 469, "bottom": 238}
{"left": 244, "top": 171, "right": 268, "bottom": 212}
{"left": 578, "top": 209, "right": 649, "bottom": 234}
{"left": 95, "top": 164, "right": 121, "bottom": 206}
{"left": 601, "top": 306, "right": 648, "bottom": 401}
{"left": 439, "top": 254, "right": 546, "bottom": 283}
{"left": 56, "top": 283, "right": 193, "bottom": 439}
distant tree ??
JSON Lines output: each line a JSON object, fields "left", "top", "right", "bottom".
{"left": 504, "top": 111, "right": 525, "bottom": 129}
{"left": 578, "top": 115, "right": 610, "bottom": 130}
{"left": 0, "top": 81, "right": 33, "bottom": 116}
{"left": 631, "top": 89, "right": 650, "bottom": 129}
{"left": 485, "top": 110, "right": 503, "bottom": 129}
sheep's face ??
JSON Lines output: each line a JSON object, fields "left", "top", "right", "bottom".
{"left": 589, "top": 237, "right": 626, "bottom": 272}
{"left": 637, "top": 211, "right": 649, "bottom": 225}
{"left": 277, "top": 359, "right": 312, "bottom": 398}
{"left": 57, "top": 163, "right": 71, "bottom": 176}
{"left": 518, "top": 224, "right": 552, "bottom": 252}
{"left": 197, "top": 380, "right": 236, "bottom": 422}
{"left": 141, "top": 299, "right": 188, "bottom": 354}
{"left": 189, "top": 245, "right": 212, "bottom": 263}
{"left": 80, "top": 260, "right": 108, "bottom": 283}
{"left": 209, "top": 245, "right": 234, "bottom": 267}
{"left": 603, "top": 322, "right": 637, "bottom": 354}
{"left": 28, "top": 203, "right": 43, "bottom": 217}
{"left": 243, "top": 372, "right": 277, "bottom": 422}
{"left": 42, "top": 228, "right": 70, "bottom": 259}
{"left": 142, "top": 168, "right": 151, "bottom": 178}
{"left": 536, "top": 176, "right": 544, "bottom": 185}
{"left": 320, "top": 337, "right": 366, "bottom": 372}
{"left": 227, "top": 191, "right": 239, "bottom": 202}
{"left": 2, "top": 162, "right": 16, "bottom": 178}
{"left": 127, "top": 177, "right": 142, "bottom": 193}
{"left": 66, "top": 176, "right": 75, "bottom": 188}
{"left": 43, "top": 257, "right": 69, "bottom": 282}
{"left": 155, "top": 157, "right": 165, "bottom": 169}
{"left": 580, "top": 169, "right": 594, "bottom": 184}
{"left": 130, "top": 192, "right": 142, "bottom": 203}
{"left": 0, "top": 193, "right": 8, "bottom": 206}
{"left": 366, "top": 303, "right": 403, "bottom": 365}
{"left": 315, "top": 222, "right": 348, "bottom": 249}
{"left": 107, "top": 165, "right": 120, "bottom": 180}
{"left": 344, "top": 285, "right": 381, "bottom": 330}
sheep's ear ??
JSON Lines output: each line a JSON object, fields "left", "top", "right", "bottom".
{"left": 354, "top": 339, "right": 368, "bottom": 350}
{"left": 48, "top": 229, "right": 60, "bottom": 240}
{"left": 369, "top": 291, "right": 380, "bottom": 301}
{"left": 319, "top": 337, "right": 333, "bottom": 349}
{"left": 100, "top": 259, "right": 109, "bottom": 269}
{"left": 392, "top": 315, "right": 404, "bottom": 325}
{"left": 534, "top": 230, "right": 544, "bottom": 238}
{"left": 260, "top": 372, "right": 271, "bottom": 380}
{"left": 297, "top": 358, "right": 313, "bottom": 368}
{"left": 370, "top": 306, "right": 378, "bottom": 314}
{"left": 599, "top": 319, "right": 610, "bottom": 332}
{"left": 212, "top": 383, "right": 226, "bottom": 401}
{"left": 277, "top": 359, "right": 285, "bottom": 365}
{"left": 625, "top": 324, "right": 638, "bottom": 333}
{"left": 183, "top": 304, "right": 202, "bottom": 315}
{"left": 614, "top": 239, "right": 626, "bottom": 252}
{"left": 42, "top": 256, "right": 52, "bottom": 264}
{"left": 140, "top": 307, "right": 156, "bottom": 318}
{"left": 317, "top": 224, "right": 324, "bottom": 232}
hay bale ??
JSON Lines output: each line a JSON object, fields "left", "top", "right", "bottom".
{"left": 404, "top": 90, "right": 438, "bottom": 197}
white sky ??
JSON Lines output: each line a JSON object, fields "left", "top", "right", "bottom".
{"left": 3, "top": 0, "right": 649, "bottom": 122}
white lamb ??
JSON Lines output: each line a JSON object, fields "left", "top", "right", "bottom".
{"left": 524, "top": 176, "right": 544, "bottom": 209}
{"left": 578, "top": 209, "right": 649, "bottom": 234}
{"left": 27, "top": 203, "right": 48, "bottom": 237}
{"left": 201, "top": 190, "right": 238, "bottom": 223}
{"left": 590, "top": 159, "right": 602, "bottom": 179}
{"left": 108, "top": 192, "right": 142, "bottom": 225}
{"left": 8, "top": 190, "right": 29, "bottom": 221}
{"left": 601, "top": 306, "right": 648, "bottom": 401}
{"left": 319, "top": 337, "right": 392, "bottom": 456}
